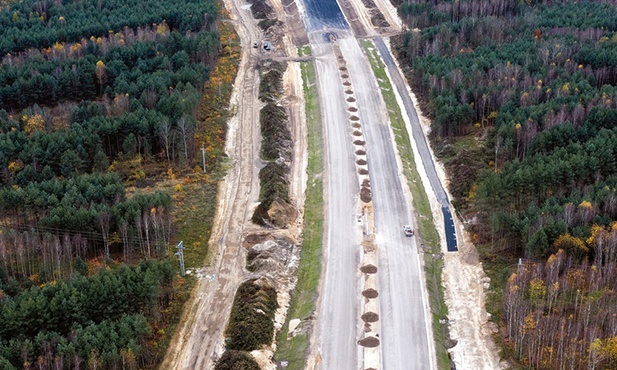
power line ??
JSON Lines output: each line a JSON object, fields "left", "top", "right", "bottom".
{"left": 0, "top": 221, "right": 178, "bottom": 249}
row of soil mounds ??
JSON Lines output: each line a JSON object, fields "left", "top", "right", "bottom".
{"left": 252, "top": 61, "right": 295, "bottom": 227}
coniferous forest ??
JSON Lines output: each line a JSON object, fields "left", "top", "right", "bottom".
{"left": 0, "top": 0, "right": 224, "bottom": 367}
{"left": 394, "top": 0, "right": 617, "bottom": 367}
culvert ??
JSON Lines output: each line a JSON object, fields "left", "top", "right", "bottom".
{"left": 362, "top": 288, "right": 378, "bottom": 298}
{"left": 361, "top": 312, "right": 379, "bottom": 323}
{"left": 358, "top": 336, "right": 380, "bottom": 347}
{"left": 360, "top": 264, "right": 377, "bottom": 273}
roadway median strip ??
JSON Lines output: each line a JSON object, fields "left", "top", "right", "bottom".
{"left": 331, "top": 43, "right": 381, "bottom": 370}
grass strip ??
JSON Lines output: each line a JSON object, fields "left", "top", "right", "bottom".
{"left": 273, "top": 46, "right": 323, "bottom": 369}
{"left": 361, "top": 39, "right": 450, "bottom": 370}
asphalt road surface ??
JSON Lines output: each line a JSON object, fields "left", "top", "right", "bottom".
{"left": 339, "top": 37, "right": 434, "bottom": 369}
{"left": 305, "top": 0, "right": 439, "bottom": 364}
{"left": 312, "top": 32, "right": 363, "bottom": 370}
{"left": 309, "top": 23, "right": 435, "bottom": 370}
{"left": 373, "top": 39, "right": 458, "bottom": 252}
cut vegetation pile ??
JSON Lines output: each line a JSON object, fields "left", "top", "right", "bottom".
{"left": 214, "top": 350, "right": 260, "bottom": 370}
{"left": 253, "top": 61, "right": 294, "bottom": 227}
{"left": 246, "top": 0, "right": 278, "bottom": 31}
{"left": 246, "top": 0, "right": 273, "bottom": 20}
{"left": 226, "top": 278, "right": 278, "bottom": 350}
{"left": 215, "top": 278, "right": 278, "bottom": 368}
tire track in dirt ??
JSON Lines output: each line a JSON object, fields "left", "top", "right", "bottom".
{"left": 161, "top": 0, "right": 264, "bottom": 368}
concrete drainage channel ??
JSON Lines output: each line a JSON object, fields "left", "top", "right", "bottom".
{"left": 333, "top": 44, "right": 381, "bottom": 370}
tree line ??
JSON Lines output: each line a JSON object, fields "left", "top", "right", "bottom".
{"left": 394, "top": 0, "right": 617, "bottom": 367}
{"left": 0, "top": 0, "right": 223, "bottom": 365}
{"left": 0, "top": 0, "right": 216, "bottom": 55}
{"left": 0, "top": 259, "right": 174, "bottom": 369}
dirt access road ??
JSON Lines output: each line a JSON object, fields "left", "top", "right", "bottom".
{"left": 160, "top": 0, "right": 278, "bottom": 368}
{"left": 161, "top": 0, "right": 311, "bottom": 365}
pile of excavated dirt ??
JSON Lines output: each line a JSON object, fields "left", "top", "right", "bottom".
{"left": 362, "top": 288, "right": 379, "bottom": 299}
{"left": 360, "top": 264, "right": 378, "bottom": 274}
{"left": 360, "top": 186, "right": 372, "bottom": 203}
{"left": 267, "top": 198, "right": 298, "bottom": 228}
{"left": 358, "top": 336, "right": 380, "bottom": 347}
{"left": 246, "top": 235, "right": 296, "bottom": 273}
{"left": 361, "top": 312, "right": 379, "bottom": 323}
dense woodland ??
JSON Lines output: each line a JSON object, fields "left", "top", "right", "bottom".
{"left": 394, "top": 0, "right": 617, "bottom": 368}
{"left": 0, "top": 0, "right": 224, "bottom": 367}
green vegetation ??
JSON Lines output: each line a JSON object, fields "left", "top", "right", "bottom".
{"left": 0, "top": 0, "right": 222, "bottom": 272}
{"left": 0, "top": 0, "right": 216, "bottom": 55}
{"left": 395, "top": 0, "right": 617, "bottom": 367}
{"left": 362, "top": 39, "right": 449, "bottom": 369}
{"left": 0, "top": 0, "right": 243, "bottom": 366}
{"left": 224, "top": 279, "right": 278, "bottom": 351}
{"left": 0, "top": 260, "right": 173, "bottom": 368}
{"left": 274, "top": 46, "right": 324, "bottom": 369}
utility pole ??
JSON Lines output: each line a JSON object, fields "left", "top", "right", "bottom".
{"left": 175, "top": 241, "right": 185, "bottom": 276}
{"left": 201, "top": 145, "right": 206, "bottom": 173}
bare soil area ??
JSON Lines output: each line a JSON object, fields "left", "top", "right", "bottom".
{"left": 160, "top": 0, "right": 308, "bottom": 368}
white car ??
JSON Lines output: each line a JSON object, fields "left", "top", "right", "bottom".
{"left": 403, "top": 225, "right": 414, "bottom": 237}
